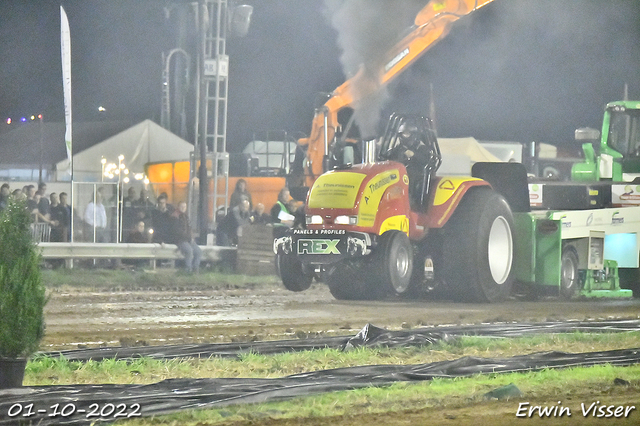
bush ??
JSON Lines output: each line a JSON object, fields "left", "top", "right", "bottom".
{"left": 0, "top": 199, "right": 47, "bottom": 358}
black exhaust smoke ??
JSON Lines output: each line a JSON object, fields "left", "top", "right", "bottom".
{"left": 323, "top": 0, "right": 425, "bottom": 136}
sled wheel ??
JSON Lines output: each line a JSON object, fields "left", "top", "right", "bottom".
{"left": 375, "top": 230, "right": 413, "bottom": 296}
{"left": 559, "top": 246, "right": 580, "bottom": 300}
{"left": 618, "top": 268, "right": 640, "bottom": 298}
{"left": 442, "top": 188, "right": 515, "bottom": 303}
{"left": 277, "top": 254, "right": 313, "bottom": 292}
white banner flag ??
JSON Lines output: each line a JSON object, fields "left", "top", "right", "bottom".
{"left": 60, "top": 6, "right": 72, "bottom": 174}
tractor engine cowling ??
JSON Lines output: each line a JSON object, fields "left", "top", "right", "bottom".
{"left": 305, "top": 161, "right": 411, "bottom": 236}
{"left": 272, "top": 162, "right": 412, "bottom": 265}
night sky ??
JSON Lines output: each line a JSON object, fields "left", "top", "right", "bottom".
{"left": 2, "top": 0, "right": 640, "bottom": 152}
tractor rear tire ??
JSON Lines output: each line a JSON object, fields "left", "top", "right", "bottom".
{"left": 276, "top": 254, "right": 313, "bottom": 292}
{"left": 327, "top": 260, "right": 380, "bottom": 300}
{"left": 374, "top": 230, "right": 413, "bottom": 296}
{"left": 441, "top": 188, "right": 515, "bottom": 303}
{"left": 559, "top": 246, "right": 580, "bottom": 300}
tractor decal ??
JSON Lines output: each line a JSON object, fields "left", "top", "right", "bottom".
{"left": 426, "top": 178, "right": 490, "bottom": 228}
{"left": 358, "top": 169, "right": 400, "bottom": 227}
{"left": 297, "top": 239, "right": 341, "bottom": 255}
{"left": 432, "top": 177, "right": 484, "bottom": 206}
{"left": 379, "top": 215, "right": 410, "bottom": 236}
{"left": 307, "top": 171, "right": 367, "bottom": 209}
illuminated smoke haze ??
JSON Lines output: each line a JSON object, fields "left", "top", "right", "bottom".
{"left": 322, "top": 0, "right": 425, "bottom": 136}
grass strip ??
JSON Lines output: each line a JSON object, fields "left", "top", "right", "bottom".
{"left": 112, "top": 364, "right": 640, "bottom": 425}
{"left": 26, "top": 331, "right": 640, "bottom": 385}
{"left": 23, "top": 328, "right": 640, "bottom": 425}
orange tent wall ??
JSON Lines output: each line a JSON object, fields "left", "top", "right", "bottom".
{"left": 145, "top": 161, "right": 287, "bottom": 219}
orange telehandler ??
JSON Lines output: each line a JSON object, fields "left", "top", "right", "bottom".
{"left": 146, "top": 0, "right": 495, "bottom": 224}
{"left": 294, "top": 0, "right": 495, "bottom": 191}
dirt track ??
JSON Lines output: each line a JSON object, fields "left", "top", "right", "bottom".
{"left": 39, "top": 275, "right": 640, "bottom": 426}
{"left": 42, "top": 277, "right": 640, "bottom": 351}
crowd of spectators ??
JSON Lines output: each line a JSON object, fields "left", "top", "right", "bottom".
{"left": 215, "top": 183, "right": 303, "bottom": 246}
{"left": 0, "top": 179, "right": 303, "bottom": 271}
{"left": 0, "top": 182, "right": 72, "bottom": 243}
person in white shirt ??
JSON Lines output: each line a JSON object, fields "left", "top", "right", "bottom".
{"left": 84, "top": 188, "right": 109, "bottom": 242}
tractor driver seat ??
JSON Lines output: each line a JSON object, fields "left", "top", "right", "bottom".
{"left": 396, "top": 122, "right": 441, "bottom": 209}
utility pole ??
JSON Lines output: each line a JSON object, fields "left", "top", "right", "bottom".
{"left": 196, "top": 0, "right": 234, "bottom": 243}
{"left": 165, "top": 0, "right": 250, "bottom": 243}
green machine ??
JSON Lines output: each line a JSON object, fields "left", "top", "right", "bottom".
{"left": 572, "top": 101, "right": 640, "bottom": 182}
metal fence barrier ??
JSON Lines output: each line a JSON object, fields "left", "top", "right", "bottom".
{"left": 37, "top": 242, "right": 236, "bottom": 269}
{"left": 31, "top": 222, "right": 51, "bottom": 243}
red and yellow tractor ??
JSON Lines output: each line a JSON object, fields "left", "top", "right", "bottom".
{"left": 274, "top": 114, "right": 517, "bottom": 302}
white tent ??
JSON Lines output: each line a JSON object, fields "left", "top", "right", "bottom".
{"left": 56, "top": 120, "right": 193, "bottom": 181}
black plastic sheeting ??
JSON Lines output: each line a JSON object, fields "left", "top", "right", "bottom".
{"left": 41, "top": 319, "right": 640, "bottom": 362}
{"left": 1, "top": 347, "right": 640, "bottom": 425}
{"left": 0, "top": 319, "right": 638, "bottom": 425}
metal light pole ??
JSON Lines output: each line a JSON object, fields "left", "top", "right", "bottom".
{"left": 38, "top": 114, "right": 44, "bottom": 182}
{"left": 197, "top": 0, "right": 209, "bottom": 244}
{"left": 117, "top": 154, "right": 124, "bottom": 243}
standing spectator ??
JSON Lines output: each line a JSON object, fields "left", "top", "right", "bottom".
{"left": 270, "top": 187, "right": 295, "bottom": 227}
{"left": 48, "top": 192, "right": 67, "bottom": 268}
{"left": 21, "top": 185, "right": 31, "bottom": 200}
{"left": 230, "top": 179, "right": 253, "bottom": 210}
{"left": 0, "top": 183, "right": 10, "bottom": 211}
{"left": 217, "top": 198, "right": 252, "bottom": 246}
{"left": 134, "top": 188, "right": 155, "bottom": 226}
{"left": 84, "top": 189, "right": 109, "bottom": 242}
{"left": 25, "top": 185, "right": 38, "bottom": 218}
{"left": 29, "top": 190, "right": 53, "bottom": 224}
{"left": 49, "top": 193, "right": 68, "bottom": 242}
{"left": 11, "top": 188, "right": 24, "bottom": 201}
{"left": 171, "top": 200, "right": 202, "bottom": 274}
{"left": 151, "top": 194, "right": 173, "bottom": 243}
{"left": 36, "top": 189, "right": 50, "bottom": 219}
{"left": 251, "top": 202, "right": 271, "bottom": 224}
{"left": 123, "top": 187, "right": 138, "bottom": 206}
{"left": 135, "top": 189, "right": 155, "bottom": 209}
{"left": 122, "top": 187, "right": 139, "bottom": 237}
{"left": 59, "top": 192, "right": 72, "bottom": 242}
{"left": 159, "top": 192, "right": 175, "bottom": 213}
{"left": 37, "top": 182, "right": 50, "bottom": 216}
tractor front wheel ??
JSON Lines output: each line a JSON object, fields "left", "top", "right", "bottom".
{"left": 375, "top": 230, "right": 413, "bottom": 296}
{"left": 276, "top": 254, "right": 313, "bottom": 292}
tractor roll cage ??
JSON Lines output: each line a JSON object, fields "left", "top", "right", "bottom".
{"left": 379, "top": 114, "right": 442, "bottom": 207}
